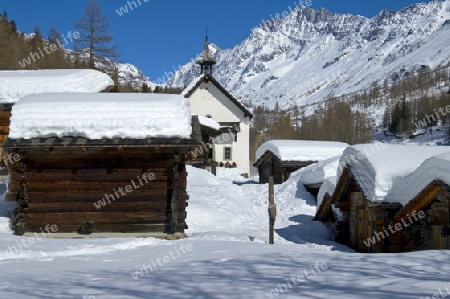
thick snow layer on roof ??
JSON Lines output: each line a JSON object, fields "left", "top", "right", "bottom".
{"left": 196, "top": 115, "right": 220, "bottom": 131}
{"left": 317, "top": 176, "right": 337, "bottom": 209}
{"left": 385, "top": 152, "right": 450, "bottom": 206}
{"left": 315, "top": 176, "right": 343, "bottom": 221}
{"left": 9, "top": 93, "right": 192, "bottom": 140}
{"left": 255, "top": 140, "right": 349, "bottom": 163}
{"left": 301, "top": 155, "right": 341, "bottom": 186}
{"left": 0, "top": 69, "right": 114, "bottom": 104}
{"left": 338, "top": 144, "right": 450, "bottom": 204}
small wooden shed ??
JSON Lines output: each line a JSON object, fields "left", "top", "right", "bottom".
{"left": 315, "top": 144, "right": 450, "bottom": 253}
{"left": 254, "top": 152, "right": 312, "bottom": 184}
{"left": 254, "top": 140, "right": 348, "bottom": 184}
{"left": 5, "top": 92, "right": 200, "bottom": 237}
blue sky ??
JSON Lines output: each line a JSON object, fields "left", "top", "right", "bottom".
{"left": 1, "top": 0, "right": 430, "bottom": 82}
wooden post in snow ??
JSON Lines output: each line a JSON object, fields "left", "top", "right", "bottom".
{"left": 268, "top": 176, "right": 276, "bottom": 245}
{"left": 211, "top": 161, "right": 217, "bottom": 176}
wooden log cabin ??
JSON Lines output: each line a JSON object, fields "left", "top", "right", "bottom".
{"left": 314, "top": 144, "right": 450, "bottom": 253}
{"left": 254, "top": 140, "right": 348, "bottom": 184}
{"left": 4, "top": 92, "right": 201, "bottom": 237}
{"left": 0, "top": 69, "right": 114, "bottom": 174}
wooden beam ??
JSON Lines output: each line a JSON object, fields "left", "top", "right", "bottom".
{"left": 169, "top": 155, "right": 181, "bottom": 234}
{"left": 268, "top": 176, "right": 276, "bottom": 244}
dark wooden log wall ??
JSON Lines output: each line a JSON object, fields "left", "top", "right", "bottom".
{"left": 257, "top": 155, "right": 283, "bottom": 184}
{"left": 257, "top": 153, "right": 315, "bottom": 185}
{"left": 388, "top": 186, "right": 450, "bottom": 252}
{"left": 7, "top": 146, "right": 189, "bottom": 235}
{"left": 0, "top": 107, "right": 11, "bottom": 173}
{"left": 332, "top": 175, "right": 404, "bottom": 253}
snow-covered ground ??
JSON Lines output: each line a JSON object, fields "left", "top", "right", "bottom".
{"left": 0, "top": 166, "right": 449, "bottom": 298}
{"left": 376, "top": 125, "right": 450, "bottom": 146}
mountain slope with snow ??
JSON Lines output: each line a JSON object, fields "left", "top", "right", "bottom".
{"left": 168, "top": 0, "right": 450, "bottom": 109}
{"left": 115, "top": 62, "right": 158, "bottom": 89}
{"left": 62, "top": 46, "right": 155, "bottom": 89}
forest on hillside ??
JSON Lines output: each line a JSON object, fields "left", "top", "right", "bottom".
{"left": 0, "top": 8, "right": 182, "bottom": 94}
{"left": 249, "top": 100, "right": 373, "bottom": 160}
{"left": 249, "top": 66, "right": 450, "bottom": 160}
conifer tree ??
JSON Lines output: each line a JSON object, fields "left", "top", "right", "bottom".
{"left": 400, "top": 98, "right": 412, "bottom": 133}
{"left": 382, "top": 107, "right": 391, "bottom": 129}
{"left": 389, "top": 101, "right": 401, "bottom": 134}
{"left": 74, "top": 0, "right": 120, "bottom": 70}
{"left": 141, "top": 83, "right": 151, "bottom": 93}
{"left": 28, "top": 26, "right": 45, "bottom": 69}
{"left": 47, "top": 28, "right": 69, "bottom": 68}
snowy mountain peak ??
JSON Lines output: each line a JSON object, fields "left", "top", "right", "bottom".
{"left": 168, "top": 0, "right": 450, "bottom": 109}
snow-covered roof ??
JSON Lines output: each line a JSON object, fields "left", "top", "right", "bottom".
{"left": 385, "top": 151, "right": 450, "bottom": 206}
{"left": 196, "top": 115, "right": 221, "bottom": 131}
{"left": 255, "top": 140, "right": 349, "bottom": 163}
{"left": 316, "top": 175, "right": 344, "bottom": 221}
{"left": 338, "top": 144, "right": 450, "bottom": 204}
{"left": 317, "top": 176, "right": 337, "bottom": 208}
{"left": 9, "top": 93, "right": 192, "bottom": 140}
{"left": 301, "top": 155, "right": 341, "bottom": 186}
{"left": 0, "top": 69, "right": 114, "bottom": 104}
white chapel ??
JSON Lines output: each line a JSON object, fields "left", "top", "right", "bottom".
{"left": 182, "top": 36, "right": 253, "bottom": 175}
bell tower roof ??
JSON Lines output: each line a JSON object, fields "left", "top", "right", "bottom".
{"left": 196, "top": 30, "right": 216, "bottom": 75}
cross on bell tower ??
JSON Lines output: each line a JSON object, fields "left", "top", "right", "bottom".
{"left": 197, "top": 28, "right": 216, "bottom": 76}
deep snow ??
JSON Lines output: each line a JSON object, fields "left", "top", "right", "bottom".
{"left": 8, "top": 93, "right": 192, "bottom": 140}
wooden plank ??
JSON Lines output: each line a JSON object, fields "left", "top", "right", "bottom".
{"left": 8, "top": 181, "right": 171, "bottom": 192}
{"left": 7, "top": 186, "right": 18, "bottom": 195}
{"left": 9, "top": 161, "right": 176, "bottom": 171}
{"left": 20, "top": 147, "right": 181, "bottom": 155}
{"left": 12, "top": 172, "right": 169, "bottom": 183}
{"left": 8, "top": 168, "right": 183, "bottom": 177}
{"left": 4, "top": 192, "right": 18, "bottom": 202}
{"left": 26, "top": 211, "right": 187, "bottom": 225}
{"left": 28, "top": 201, "right": 187, "bottom": 213}
{"left": 20, "top": 168, "right": 170, "bottom": 174}
{"left": 26, "top": 211, "right": 188, "bottom": 219}
{"left": 26, "top": 190, "right": 174, "bottom": 201}
{"left": 25, "top": 223, "right": 187, "bottom": 233}
{"left": 268, "top": 176, "right": 276, "bottom": 245}
{"left": 16, "top": 149, "right": 176, "bottom": 159}
{"left": 27, "top": 190, "right": 171, "bottom": 201}
{"left": 7, "top": 181, "right": 188, "bottom": 195}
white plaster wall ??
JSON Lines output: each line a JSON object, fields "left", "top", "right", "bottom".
{"left": 188, "top": 81, "right": 251, "bottom": 174}
{"left": 188, "top": 81, "right": 242, "bottom": 122}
